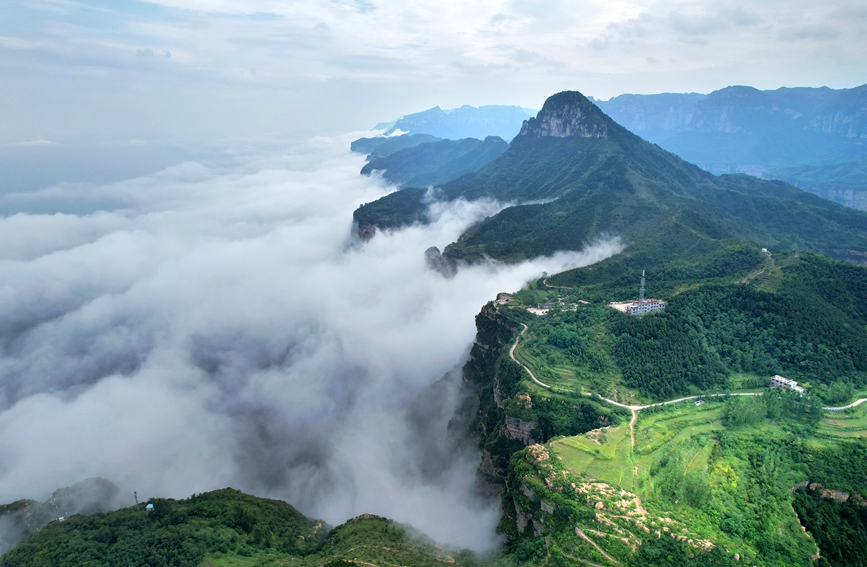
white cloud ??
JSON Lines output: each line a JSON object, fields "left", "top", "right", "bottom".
{"left": 13, "top": 139, "right": 54, "bottom": 146}
{"left": 0, "top": 134, "right": 621, "bottom": 549}
{"left": 2, "top": 0, "right": 865, "bottom": 143}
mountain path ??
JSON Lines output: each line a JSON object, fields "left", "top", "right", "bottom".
{"left": 507, "top": 319, "right": 867, "bottom": 414}
{"left": 510, "top": 324, "right": 551, "bottom": 389}
{"left": 575, "top": 528, "right": 620, "bottom": 565}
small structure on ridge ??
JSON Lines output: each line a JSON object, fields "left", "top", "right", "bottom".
{"left": 609, "top": 270, "right": 666, "bottom": 315}
{"left": 769, "top": 374, "right": 804, "bottom": 393}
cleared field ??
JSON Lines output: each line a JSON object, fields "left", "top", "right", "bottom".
{"left": 512, "top": 340, "right": 585, "bottom": 392}
{"left": 551, "top": 401, "right": 728, "bottom": 494}
{"left": 820, "top": 403, "right": 867, "bottom": 438}
{"left": 553, "top": 424, "right": 636, "bottom": 491}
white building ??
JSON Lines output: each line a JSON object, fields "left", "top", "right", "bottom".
{"left": 769, "top": 374, "right": 804, "bottom": 393}
{"left": 626, "top": 299, "right": 666, "bottom": 315}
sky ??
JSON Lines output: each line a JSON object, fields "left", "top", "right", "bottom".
{"left": 1, "top": 0, "right": 866, "bottom": 143}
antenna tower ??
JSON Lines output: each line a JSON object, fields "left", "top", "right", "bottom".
{"left": 639, "top": 270, "right": 646, "bottom": 305}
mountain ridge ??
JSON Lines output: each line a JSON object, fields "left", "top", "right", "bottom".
{"left": 354, "top": 90, "right": 867, "bottom": 267}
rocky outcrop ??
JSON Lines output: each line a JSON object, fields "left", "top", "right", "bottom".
{"left": 515, "top": 502, "right": 530, "bottom": 534}
{"left": 503, "top": 416, "right": 537, "bottom": 445}
{"left": 356, "top": 223, "right": 376, "bottom": 241}
{"left": 424, "top": 246, "right": 457, "bottom": 278}
{"left": 517, "top": 91, "right": 610, "bottom": 139}
{"left": 808, "top": 483, "right": 853, "bottom": 504}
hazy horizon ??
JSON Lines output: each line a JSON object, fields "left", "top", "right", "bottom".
{"left": 2, "top": 0, "right": 866, "bottom": 146}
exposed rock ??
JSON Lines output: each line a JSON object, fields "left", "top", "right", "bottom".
{"left": 521, "top": 484, "right": 535, "bottom": 501}
{"left": 503, "top": 416, "right": 537, "bottom": 445}
{"left": 819, "top": 488, "right": 850, "bottom": 503}
{"left": 478, "top": 450, "right": 505, "bottom": 481}
{"left": 424, "top": 246, "right": 457, "bottom": 278}
{"left": 518, "top": 91, "right": 609, "bottom": 139}
{"left": 357, "top": 223, "right": 376, "bottom": 241}
{"left": 540, "top": 502, "right": 555, "bottom": 514}
{"left": 514, "top": 502, "right": 530, "bottom": 534}
{"left": 595, "top": 501, "right": 604, "bottom": 510}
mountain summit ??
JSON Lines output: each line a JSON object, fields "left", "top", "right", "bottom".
{"left": 354, "top": 90, "right": 867, "bottom": 266}
{"left": 517, "top": 91, "right": 609, "bottom": 139}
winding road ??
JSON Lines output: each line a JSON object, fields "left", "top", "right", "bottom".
{"left": 510, "top": 324, "right": 552, "bottom": 389}
{"left": 507, "top": 322, "right": 867, "bottom": 414}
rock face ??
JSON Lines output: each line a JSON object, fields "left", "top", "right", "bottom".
{"left": 357, "top": 223, "right": 376, "bottom": 241}
{"left": 424, "top": 246, "right": 457, "bottom": 278}
{"left": 504, "top": 416, "right": 537, "bottom": 445}
{"left": 518, "top": 91, "right": 609, "bottom": 139}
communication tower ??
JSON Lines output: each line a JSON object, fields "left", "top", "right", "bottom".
{"left": 639, "top": 270, "right": 646, "bottom": 305}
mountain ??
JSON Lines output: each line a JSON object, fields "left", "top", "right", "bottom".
{"left": 0, "top": 488, "right": 480, "bottom": 567}
{"left": 355, "top": 91, "right": 867, "bottom": 266}
{"left": 595, "top": 84, "right": 867, "bottom": 210}
{"left": 360, "top": 136, "right": 509, "bottom": 188}
{"left": 0, "top": 478, "right": 121, "bottom": 555}
{"left": 462, "top": 246, "right": 867, "bottom": 567}
{"left": 382, "top": 105, "right": 534, "bottom": 141}
{"left": 765, "top": 160, "right": 867, "bottom": 211}
{"left": 349, "top": 133, "right": 441, "bottom": 160}
{"left": 590, "top": 92, "right": 707, "bottom": 144}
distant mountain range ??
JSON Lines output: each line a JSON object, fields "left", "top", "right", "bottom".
{"left": 350, "top": 89, "right": 867, "bottom": 567}
{"left": 359, "top": 136, "right": 509, "bottom": 188}
{"left": 375, "top": 105, "right": 535, "bottom": 141}
{"left": 593, "top": 84, "right": 867, "bottom": 210}
{"left": 355, "top": 91, "right": 867, "bottom": 267}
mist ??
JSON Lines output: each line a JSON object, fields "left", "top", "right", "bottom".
{"left": 0, "top": 134, "right": 622, "bottom": 550}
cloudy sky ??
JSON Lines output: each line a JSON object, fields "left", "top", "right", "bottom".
{"left": 2, "top": 0, "right": 866, "bottom": 143}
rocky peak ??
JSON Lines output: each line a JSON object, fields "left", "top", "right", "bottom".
{"left": 518, "top": 91, "right": 610, "bottom": 139}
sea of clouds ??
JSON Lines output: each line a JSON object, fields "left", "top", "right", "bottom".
{"left": 0, "top": 134, "right": 622, "bottom": 550}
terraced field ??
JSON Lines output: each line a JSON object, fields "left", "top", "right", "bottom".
{"left": 553, "top": 424, "right": 636, "bottom": 491}
{"left": 819, "top": 403, "right": 867, "bottom": 438}
{"left": 550, "top": 401, "right": 727, "bottom": 493}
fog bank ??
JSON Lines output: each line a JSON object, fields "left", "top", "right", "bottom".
{"left": 0, "top": 135, "right": 622, "bottom": 550}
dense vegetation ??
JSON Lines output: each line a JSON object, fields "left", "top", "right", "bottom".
{"left": 594, "top": 85, "right": 867, "bottom": 210}
{"left": 356, "top": 91, "right": 867, "bottom": 265}
{"left": 465, "top": 246, "right": 867, "bottom": 566}
{"left": 0, "top": 489, "right": 326, "bottom": 567}
{"left": 360, "top": 136, "right": 508, "bottom": 188}
{"left": 0, "top": 490, "right": 492, "bottom": 567}
{"left": 508, "top": 250, "right": 867, "bottom": 402}
{"left": 349, "top": 133, "right": 441, "bottom": 159}
{"left": 793, "top": 488, "right": 867, "bottom": 567}
{"left": 766, "top": 159, "right": 867, "bottom": 211}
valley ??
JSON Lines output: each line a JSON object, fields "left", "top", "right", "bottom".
{"left": 5, "top": 89, "right": 867, "bottom": 567}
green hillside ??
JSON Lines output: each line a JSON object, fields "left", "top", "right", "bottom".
{"left": 354, "top": 91, "right": 867, "bottom": 265}
{"left": 0, "top": 489, "right": 487, "bottom": 567}
{"left": 461, "top": 244, "right": 867, "bottom": 566}
{"left": 360, "top": 136, "right": 508, "bottom": 188}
